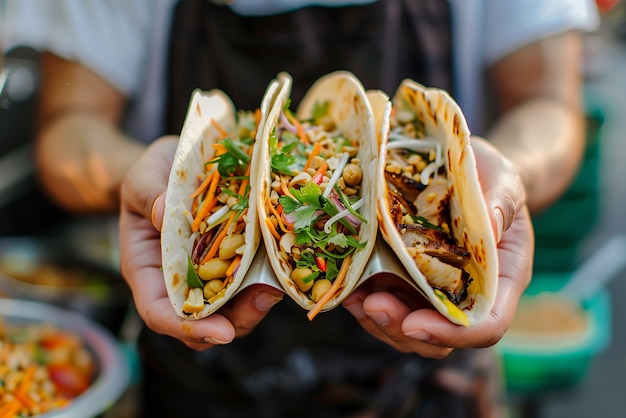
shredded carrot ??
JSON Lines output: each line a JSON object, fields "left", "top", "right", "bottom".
{"left": 265, "top": 217, "right": 281, "bottom": 240}
{"left": 205, "top": 169, "right": 222, "bottom": 198}
{"left": 307, "top": 254, "right": 352, "bottom": 321}
{"left": 191, "top": 169, "right": 221, "bottom": 231}
{"left": 201, "top": 211, "right": 238, "bottom": 264}
{"left": 225, "top": 255, "right": 242, "bottom": 277}
{"left": 276, "top": 204, "right": 292, "bottom": 230}
{"left": 286, "top": 112, "right": 309, "bottom": 145}
{"left": 15, "top": 391, "right": 36, "bottom": 411}
{"left": 210, "top": 118, "right": 230, "bottom": 140}
{"left": 279, "top": 175, "right": 295, "bottom": 199}
{"left": 191, "top": 139, "right": 229, "bottom": 201}
{"left": 269, "top": 203, "right": 290, "bottom": 233}
{"left": 303, "top": 142, "right": 322, "bottom": 172}
{"left": 311, "top": 161, "right": 329, "bottom": 183}
{"left": 192, "top": 196, "right": 218, "bottom": 232}
{"left": 0, "top": 398, "right": 21, "bottom": 418}
{"left": 14, "top": 365, "right": 36, "bottom": 410}
{"left": 190, "top": 171, "right": 214, "bottom": 199}
{"left": 224, "top": 275, "right": 234, "bottom": 287}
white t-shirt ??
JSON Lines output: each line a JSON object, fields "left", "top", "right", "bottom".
{"left": 1, "top": 0, "right": 599, "bottom": 141}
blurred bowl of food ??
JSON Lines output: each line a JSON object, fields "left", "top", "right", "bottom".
{"left": 495, "top": 273, "right": 611, "bottom": 394}
{"left": 0, "top": 298, "right": 130, "bottom": 417}
{"left": 0, "top": 236, "right": 132, "bottom": 335}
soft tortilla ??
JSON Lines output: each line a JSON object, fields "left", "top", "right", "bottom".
{"left": 256, "top": 71, "right": 379, "bottom": 313}
{"left": 376, "top": 79, "right": 498, "bottom": 326}
{"left": 161, "top": 82, "right": 280, "bottom": 318}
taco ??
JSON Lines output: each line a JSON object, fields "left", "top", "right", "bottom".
{"left": 161, "top": 82, "right": 280, "bottom": 319}
{"left": 256, "top": 71, "right": 379, "bottom": 320}
{"left": 376, "top": 79, "right": 498, "bottom": 326}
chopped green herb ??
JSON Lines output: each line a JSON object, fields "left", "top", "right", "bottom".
{"left": 187, "top": 253, "right": 204, "bottom": 289}
{"left": 411, "top": 215, "right": 444, "bottom": 232}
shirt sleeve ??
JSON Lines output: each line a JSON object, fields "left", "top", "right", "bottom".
{"left": 483, "top": 0, "right": 601, "bottom": 64}
{"left": 1, "top": 0, "right": 155, "bottom": 97}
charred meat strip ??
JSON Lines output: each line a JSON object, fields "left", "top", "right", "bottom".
{"left": 398, "top": 223, "right": 470, "bottom": 268}
{"left": 413, "top": 253, "right": 471, "bottom": 305}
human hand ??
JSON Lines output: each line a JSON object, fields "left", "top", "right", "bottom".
{"left": 342, "top": 137, "right": 534, "bottom": 358}
{"left": 119, "top": 136, "right": 283, "bottom": 351}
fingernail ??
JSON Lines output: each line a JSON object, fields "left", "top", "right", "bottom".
{"left": 367, "top": 311, "right": 389, "bottom": 326}
{"left": 151, "top": 194, "right": 164, "bottom": 232}
{"left": 405, "top": 329, "right": 430, "bottom": 342}
{"left": 344, "top": 302, "right": 366, "bottom": 319}
{"left": 203, "top": 336, "right": 229, "bottom": 345}
{"left": 493, "top": 207, "right": 504, "bottom": 243}
{"left": 254, "top": 291, "right": 282, "bottom": 312}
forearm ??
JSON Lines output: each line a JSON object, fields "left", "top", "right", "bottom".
{"left": 486, "top": 30, "right": 586, "bottom": 215}
{"left": 486, "top": 97, "right": 584, "bottom": 214}
{"left": 36, "top": 111, "right": 146, "bottom": 213}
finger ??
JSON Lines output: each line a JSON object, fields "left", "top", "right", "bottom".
{"left": 121, "top": 135, "right": 178, "bottom": 221}
{"left": 147, "top": 298, "right": 236, "bottom": 348}
{"left": 471, "top": 137, "right": 525, "bottom": 242}
{"left": 365, "top": 292, "right": 454, "bottom": 358}
{"left": 345, "top": 288, "right": 453, "bottom": 358}
{"left": 151, "top": 193, "right": 165, "bottom": 232}
{"left": 219, "top": 284, "right": 283, "bottom": 338}
{"left": 402, "top": 207, "right": 534, "bottom": 350}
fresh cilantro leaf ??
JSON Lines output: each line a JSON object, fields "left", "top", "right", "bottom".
{"left": 324, "top": 256, "right": 340, "bottom": 281}
{"left": 327, "top": 233, "right": 349, "bottom": 249}
{"left": 271, "top": 154, "right": 295, "bottom": 176}
{"left": 223, "top": 138, "right": 251, "bottom": 164}
{"left": 344, "top": 235, "right": 366, "bottom": 249}
{"left": 292, "top": 206, "right": 323, "bottom": 230}
{"left": 294, "top": 228, "right": 318, "bottom": 247}
{"left": 292, "top": 182, "right": 323, "bottom": 208}
{"left": 279, "top": 195, "right": 301, "bottom": 213}
{"left": 187, "top": 253, "right": 204, "bottom": 289}
{"left": 210, "top": 152, "right": 238, "bottom": 177}
{"left": 270, "top": 130, "right": 295, "bottom": 176}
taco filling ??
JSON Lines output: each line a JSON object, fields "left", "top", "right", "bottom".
{"left": 384, "top": 106, "right": 474, "bottom": 306}
{"left": 264, "top": 101, "right": 368, "bottom": 314}
{"left": 182, "top": 109, "right": 260, "bottom": 315}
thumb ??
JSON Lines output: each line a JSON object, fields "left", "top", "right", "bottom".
{"left": 121, "top": 135, "right": 179, "bottom": 229}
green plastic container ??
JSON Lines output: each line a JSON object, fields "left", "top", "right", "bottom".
{"left": 495, "top": 274, "right": 611, "bottom": 395}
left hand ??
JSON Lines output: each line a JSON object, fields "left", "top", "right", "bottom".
{"left": 342, "top": 137, "right": 534, "bottom": 358}
{"left": 119, "top": 136, "right": 283, "bottom": 351}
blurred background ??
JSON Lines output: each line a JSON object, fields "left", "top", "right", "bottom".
{"left": 0, "top": 2, "right": 625, "bottom": 418}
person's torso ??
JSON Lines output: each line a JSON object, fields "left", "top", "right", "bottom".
{"left": 165, "top": 0, "right": 453, "bottom": 133}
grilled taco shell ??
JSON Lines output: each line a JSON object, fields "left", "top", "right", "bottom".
{"left": 161, "top": 83, "right": 279, "bottom": 319}
{"left": 376, "top": 79, "right": 498, "bottom": 326}
{"left": 256, "top": 71, "right": 379, "bottom": 317}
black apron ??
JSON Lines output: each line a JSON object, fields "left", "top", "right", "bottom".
{"left": 137, "top": 2, "right": 504, "bottom": 417}
{"left": 164, "top": 0, "right": 453, "bottom": 134}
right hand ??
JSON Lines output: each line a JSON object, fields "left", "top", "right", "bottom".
{"left": 119, "top": 136, "right": 283, "bottom": 351}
